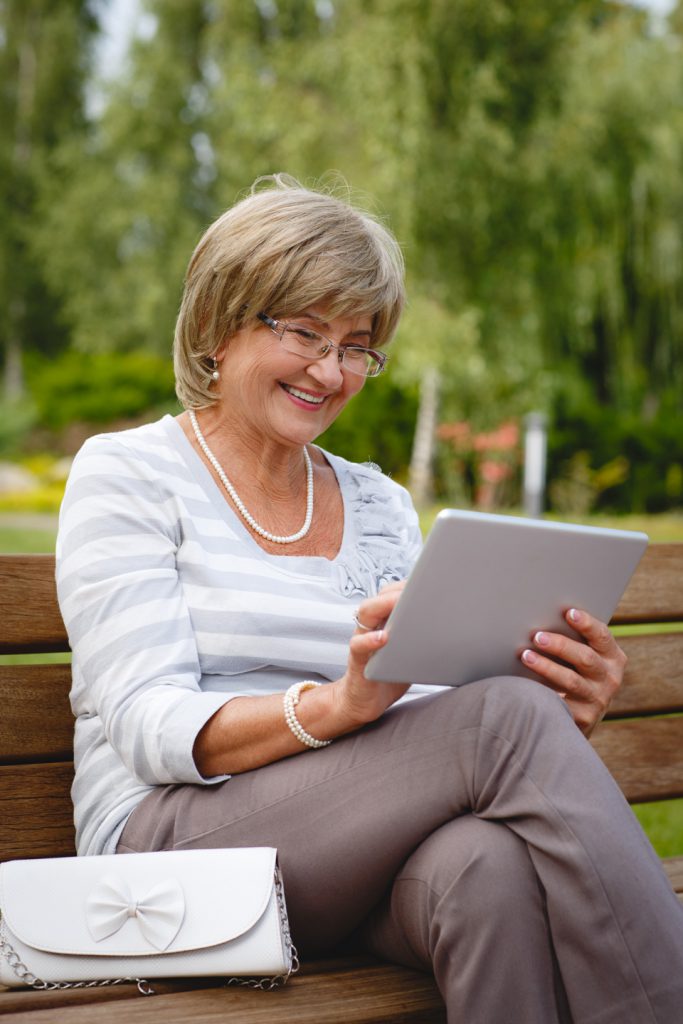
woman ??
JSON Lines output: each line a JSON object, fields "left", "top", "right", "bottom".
{"left": 56, "top": 174, "right": 683, "bottom": 1023}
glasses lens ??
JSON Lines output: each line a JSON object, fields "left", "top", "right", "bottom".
{"left": 341, "top": 347, "right": 384, "bottom": 377}
{"left": 281, "top": 325, "right": 326, "bottom": 357}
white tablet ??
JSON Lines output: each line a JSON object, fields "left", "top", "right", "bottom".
{"left": 364, "top": 510, "right": 648, "bottom": 687}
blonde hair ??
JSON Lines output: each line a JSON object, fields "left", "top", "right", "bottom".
{"left": 173, "top": 174, "right": 405, "bottom": 408}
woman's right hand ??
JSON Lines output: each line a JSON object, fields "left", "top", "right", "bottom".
{"left": 332, "top": 582, "right": 410, "bottom": 727}
{"left": 195, "top": 583, "right": 410, "bottom": 777}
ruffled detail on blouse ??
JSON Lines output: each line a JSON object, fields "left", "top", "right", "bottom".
{"left": 329, "top": 458, "right": 423, "bottom": 598}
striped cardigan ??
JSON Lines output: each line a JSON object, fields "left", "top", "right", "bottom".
{"left": 56, "top": 415, "right": 423, "bottom": 855}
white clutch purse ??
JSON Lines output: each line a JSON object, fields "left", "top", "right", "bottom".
{"left": 0, "top": 847, "right": 297, "bottom": 993}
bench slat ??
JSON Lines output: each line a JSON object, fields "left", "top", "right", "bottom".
{"left": 0, "top": 544, "right": 680, "bottom": 655}
{"left": 0, "top": 956, "right": 423, "bottom": 1015}
{"left": 591, "top": 717, "right": 683, "bottom": 802}
{"left": 0, "top": 665, "right": 73, "bottom": 763}
{"left": 1, "top": 638, "right": 681, "bottom": 765}
{"left": 3, "top": 718, "right": 682, "bottom": 863}
{"left": 0, "top": 960, "right": 446, "bottom": 1023}
{"left": 611, "top": 544, "right": 683, "bottom": 624}
{"left": 0, "top": 978, "right": 226, "bottom": 1016}
{"left": 0, "top": 555, "right": 68, "bottom": 654}
{"left": 0, "top": 764, "right": 75, "bottom": 861}
{"left": 606, "top": 633, "right": 683, "bottom": 717}
{"left": 664, "top": 854, "right": 683, "bottom": 894}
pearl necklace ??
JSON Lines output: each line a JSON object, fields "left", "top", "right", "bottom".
{"left": 188, "top": 409, "right": 314, "bottom": 544}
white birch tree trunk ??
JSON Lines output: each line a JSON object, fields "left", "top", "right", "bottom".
{"left": 409, "top": 364, "right": 440, "bottom": 508}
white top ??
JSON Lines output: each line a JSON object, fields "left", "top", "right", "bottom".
{"left": 56, "top": 415, "right": 425, "bottom": 856}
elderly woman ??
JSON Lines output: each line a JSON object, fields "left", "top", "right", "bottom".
{"left": 56, "top": 175, "right": 683, "bottom": 1023}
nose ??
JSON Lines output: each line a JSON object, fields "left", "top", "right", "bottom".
{"left": 306, "top": 346, "right": 344, "bottom": 388}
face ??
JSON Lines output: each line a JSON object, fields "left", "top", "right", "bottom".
{"left": 213, "top": 305, "right": 373, "bottom": 449}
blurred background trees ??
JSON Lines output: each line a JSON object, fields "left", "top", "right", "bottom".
{"left": 0, "top": 0, "right": 97, "bottom": 399}
{"left": 1, "top": 0, "right": 682, "bottom": 514}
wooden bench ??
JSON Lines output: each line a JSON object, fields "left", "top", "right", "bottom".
{"left": 1, "top": 546, "right": 682, "bottom": 1022}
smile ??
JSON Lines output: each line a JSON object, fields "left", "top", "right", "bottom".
{"left": 280, "top": 383, "right": 327, "bottom": 405}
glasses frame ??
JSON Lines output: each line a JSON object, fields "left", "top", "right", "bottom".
{"left": 256, "top": 312, "right": 388, "bottom": 378}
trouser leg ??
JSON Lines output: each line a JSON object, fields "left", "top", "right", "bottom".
{"left": 360, "top": 815, "right": 572, "bottom": 1024}
{"left": 118, "top": 678, "right": 683, "bottom": 1022}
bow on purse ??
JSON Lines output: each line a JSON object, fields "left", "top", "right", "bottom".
{"left": 85, "top": 873, "right": 185, "bottom": 951}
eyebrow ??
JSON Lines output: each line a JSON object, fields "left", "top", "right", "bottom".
{"left": 297, "top": 311, "right": 373, "bottom": 341}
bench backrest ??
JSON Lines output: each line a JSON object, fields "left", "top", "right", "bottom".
{"left": 1, "top": 547, "right": 682, "bottom": 863}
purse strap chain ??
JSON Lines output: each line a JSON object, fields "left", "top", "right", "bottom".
{"left": 225, "top": 865, "right": 300, "bottom": 991}
{"left": 0, "top": 867, "right": 298, "bottom": 996}
{"left": 0, "top": 915, "right": 153, "bottom": 994}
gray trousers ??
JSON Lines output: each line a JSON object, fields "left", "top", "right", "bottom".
{"left": 118, "top": 677, "right": 683, "bottom": 1023}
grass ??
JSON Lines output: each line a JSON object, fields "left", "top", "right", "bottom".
{"left": 0, "top": 524, "right": 58, "bottom": 553}
{"left": 633, "top": 800, "right": 683, "bottom": 858}
{"left": 547, "top": 511, "right": 683, "bottom": 542}
{"left": 419, "top": 507, "right": 683, "bottom": 541}
{"left": 3, "top": 509, "right": 681, "bottom": 556}
{"left": 2, "top": 511, "right": 682, "bottom": 856}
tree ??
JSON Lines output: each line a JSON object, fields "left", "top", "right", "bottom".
{"left": 529, "top": 9, "right": 683, "bottom": 414}
{"left": 18, "top": 0, "right": 683, "bottom": 509}
{"left": 0, "top": 0, "right": 96, "bottom": 398}
{"left": 354, "top": 0, "right": 603, "bottom": 497}
{"left": 28, "top": 0, "right": 213, "bottom": 360}
{"left": 30, "top": 0, "right": 372, "bottom": 359}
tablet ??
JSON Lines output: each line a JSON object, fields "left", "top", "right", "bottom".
{"left": 364, "top": 510, "right": 648, "bottom": 687}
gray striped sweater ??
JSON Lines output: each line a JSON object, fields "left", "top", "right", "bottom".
{"left": 56, "top": 415, "right": 423, "bottom": 855}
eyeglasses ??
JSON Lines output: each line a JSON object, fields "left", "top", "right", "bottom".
{"left": 257, "top": 312, "right": 387, "bottom": 378}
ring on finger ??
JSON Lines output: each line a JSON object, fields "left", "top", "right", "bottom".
{"left": 353, "top": 613, "right": 375, "bottom": 632}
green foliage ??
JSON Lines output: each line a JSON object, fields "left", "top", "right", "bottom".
{"left": 633, "top": 798, "right": 683, "bottom": 858}
{"left": 548, "top": 386, "right": 683, "bottom": 513}
{"left": 0, "top": 450, "right": 70, "bottom": 513}
{"left": 0, "top": 483, "right": 65, "bottom": 514}
{"left": 0, "top": 524, "right": 59, "bottom": 553}
{"left": 27, "top": 349, "right": 177, "bottom": 430}
{"left": 21, "top": 0, "right": 222, "bottom": 365}
{"left": 0, "top": 399, "right": 37, "bottom": 455}
{"left": 1, "top": 0, "right": 682, "bottom": 512}
{"left": 529, "top": 12, "right": 683, "bottom": 409}
{"left": 0, "top": 0, "right": 97, "bottom": 394}
{"left": 549, "top": 452, "right": 630, "bottom": 518}
{"left": 317, "top": 369, "right": 419, "bottom": 481}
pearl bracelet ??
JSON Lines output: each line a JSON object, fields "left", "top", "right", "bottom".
{"left": 283, "top": 681, "right": 332, "bottom": 750}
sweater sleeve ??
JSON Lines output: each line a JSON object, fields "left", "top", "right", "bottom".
{"left": 56, "top": 433, "right": 232, "bottom": 787}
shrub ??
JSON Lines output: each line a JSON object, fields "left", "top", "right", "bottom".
{"left": 317, "top": 371, "right": 418, "bottom": 481}
{"left": 27, "top": 350, "right": 177, "bottom": 431}
{"left": 0, "top": 400, "right": 37, "bottom": 457}
{"left": 548, "top": 395, "right": 683, "bottom": 513}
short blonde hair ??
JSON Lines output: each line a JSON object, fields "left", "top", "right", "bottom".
{"left": 173, "top": 174, "right": 405, "bottom": 408}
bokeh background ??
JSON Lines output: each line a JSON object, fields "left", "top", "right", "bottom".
{"left": 1, "top": 0, "right": 681, "bottom": 853}
{"left": 1, "top": 0, "right": 682, "bottom": 533}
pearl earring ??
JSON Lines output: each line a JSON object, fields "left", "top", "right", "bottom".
{"left": 209, "top": 357, "right": 220, "bottom": 382}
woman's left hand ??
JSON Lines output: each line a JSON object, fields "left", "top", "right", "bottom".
{"left": 520, "top": 608, "right": 627, "bottom": 738}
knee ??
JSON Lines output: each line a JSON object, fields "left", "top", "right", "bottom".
{"left": 401, "top": 816, "right": 537, "bottom": 914}
{"left": 475, "top": 674, "right": 573, "bottom": 731}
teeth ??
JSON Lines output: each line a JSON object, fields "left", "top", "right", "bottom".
{"left": 283, "top": 384, "right": 325, "bottom": 405}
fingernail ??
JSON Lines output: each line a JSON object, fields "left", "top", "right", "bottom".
{"left": 569, "top": 608, "right": 580, "bottom": 623}
{"left": 522, "top": 649, "right": 537, "bottom": 665}
{"left": 534, "top": 631, "right": 550, "bottom": 646}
